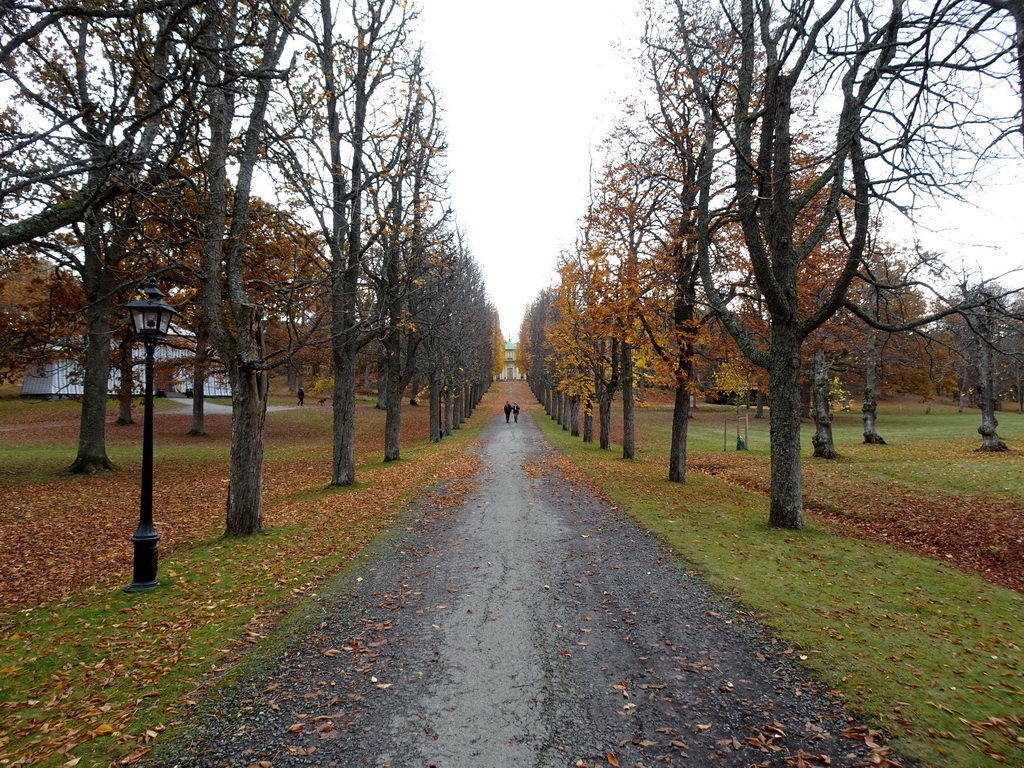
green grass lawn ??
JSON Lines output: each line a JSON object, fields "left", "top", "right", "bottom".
{"left": 537, "top": 397, "right": 1024, "bottom": 767}
{"left": 632, "top": 399, "right": 1024, "bottom": 499}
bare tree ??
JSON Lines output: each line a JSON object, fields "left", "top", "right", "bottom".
{"left": 1, "top": 1, "right": 199, "bottom": 473}
{"left": 195, "top": 0, "right": 304, "bottom": 536}
{"left": 276, "top": 0, "right": 414, "bottom": 485}
{"left": 373, "top": 57, "right": 447, "bottom": 463}
{"left": 642, "top": 2, "right": 734, "bottom": 482}
{"left": 961, "top": 287, "right": 1013, "bottom": 450}
{"left": 810, "top": 347, "right": 843, "bottom": 459}
{"left": 0, "top": 0, "right": 200, "bottom": 248}
{"left": 679, "top": 0, "right": 1021, "bottom": 528}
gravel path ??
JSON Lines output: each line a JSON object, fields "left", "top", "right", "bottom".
{"left": 173, "top": 401, "right": 894, "bottom": 768}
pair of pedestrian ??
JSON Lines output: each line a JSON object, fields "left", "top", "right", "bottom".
{"left": 503, "top": 401, "right": 520, "bottom": 423}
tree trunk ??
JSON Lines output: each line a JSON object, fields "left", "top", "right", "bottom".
{"left": 621, "top": 343, "right": 635, "bottom": 460}
{"left": 68, "top": 220, "right": 115, "bottom": 474}
{"left": 327, "top": 0, "right": 376, "bottom": 486}
{"left": 767, "top": 328, "right": 805, "bottom": 529}
{"left": 669, "top": 287, "right": 696, "bottom": 483}
{"left": 72, "top": 315, "right": 115, "bottom": 473}
{"left": 428, "top": 378, "right": 441, "bottom": 443}
{"left": 799, "top": 380, "right": 811, "bottom": 419}
{"left": 977, "top": 396, "right": 1007, "bottom": 451}
{"left": 328, "top": 108, "right": 359, "bottom": 485}
{"left": 811, "top": 348, "right": 841, "bottom": 460}
{"left": 115, "top": 335, "right": 135, "bottom": 426}
{"left": 383, "top": 342, "right": 402, "bottom": 461}
{"left": 375, "top": 357, "right": 387, "bottom": 409}
{"left": 189, "top": 326, "right": 208, "bottom": 437}
{"left": 583, "top": 394, "right": 594, "bottom": 443}
{"left": 598, "top": 392, "right": 612, "bottom": 451}
{"left": 381, "top": 184, "right": 403, "bottom": 461}
{"left": 332, "top": 336, "right": 358, "bottom": 484}
{"left": 226, "top": 363, "right": 268, "bottom": 535}
{"left": 861, "top": 332, "right": 886, "bottom": 444}
{"left": 443, "top": 387, "right": 453, "bottom": 435}
{"left": 196, "top": 0, "right": 295, "bottom": 534}
{"left": 569, "top": 396, "right": 580, "bottom": 437}
{"left": 668, "top": 380, "right": 692, "bottom": 483}
{"left": 976, "top": 318, "right": 1009, "bottom": 452}
{"left": 116, "top": 393, "right": 133, "bottom": 426}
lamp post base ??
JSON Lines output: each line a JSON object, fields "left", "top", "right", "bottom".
{"left": 125, "top": 532, "right": 159, "bottom": 593}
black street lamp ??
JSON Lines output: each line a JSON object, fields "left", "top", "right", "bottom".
{"left": 124, "top": 282, "right": 179, "bottom": 593}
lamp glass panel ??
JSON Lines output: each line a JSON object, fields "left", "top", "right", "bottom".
{"left": 157, "top": 308, "right": 174, "bottom": 335}
{"left": 131, "top": 308, "right": 145, "bottom": 334}
{"left": 132, "top": 305, "right": 159, "bottom": 336}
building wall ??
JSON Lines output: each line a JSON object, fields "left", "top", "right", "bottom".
{"left": 19, "top": 338, "right": 232, "bottom": 398}
{"left": 499, "top": 341, "right": 523, "bottom": 381}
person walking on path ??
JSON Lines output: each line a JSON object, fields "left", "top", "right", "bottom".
{"left": 503, "top": 400, "right": 512, "bottom": 423}
{"left": 173, "top": 394, "right": 895, "bottom": 768}
{"left": 512, "top": 402, "right": 520, "bottom": 422}
{"left": 297, "top": 387, "right": 305, "bottom": 406}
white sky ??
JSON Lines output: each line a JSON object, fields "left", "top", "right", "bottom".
{"left": 413, "top": 1, "right": 1023, "bottom": 341}
{"left": 414, "top": 1, "right": 645, "bottom": 340}
{"left": 903, "top": 185, "right": 1024, "bottom": 286}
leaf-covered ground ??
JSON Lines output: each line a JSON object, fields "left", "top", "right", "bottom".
{"left": 691, "top": 450, "right": 1024, "bottom": 595}
{"left": 2, "top": 392, "right": 1022, "bottom": 766}
{"left": 602, "top": 394, "right": 1024, "bottom": 597}
{"left": 0, "top": 404, "right": 428, "bottom": 608}
{"left": 0, "top": 399, "right": 483, "bottom": 766}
